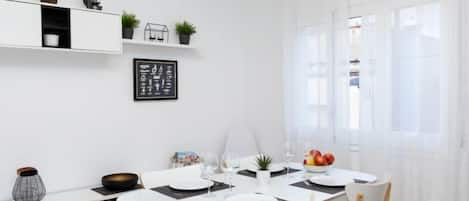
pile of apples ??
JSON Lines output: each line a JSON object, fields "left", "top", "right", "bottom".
{"left": 303, "top": 149, "right": 335, "bottom": 166}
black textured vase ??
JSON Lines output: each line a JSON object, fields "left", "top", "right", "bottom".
{"left": 179, "top": 34, "right": 191, "bottom": 45}
{"left": 122, "top": 27, "right": 134, "bottom": 39}
{"left": 12, "top": 167, "right": 46, "bottom": 201}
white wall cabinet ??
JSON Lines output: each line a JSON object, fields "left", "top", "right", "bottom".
{"left": 0, "top": 0, "right": 122, "bottom": 54}
{"left": 71, "top": 10, "right": 121, "bottom": 52}
{"left": 0, "top": 0, "right": 42, "bottom": 47}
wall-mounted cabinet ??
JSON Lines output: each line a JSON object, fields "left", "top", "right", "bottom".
{"left": 71, "top": 10, "right": 121, "bottom": 52}
{"left": 0, "top": 0, "right": 42, "bottom": 47}
{"left": 0, "top": 0, "right": 121, "bottom": 54}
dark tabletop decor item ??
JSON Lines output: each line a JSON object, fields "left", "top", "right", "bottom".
{"left": 175, "top": 21, "right": 196, "bottom": 45}
{"left": 12, "top": 167, "right": 46, "bottom": 201}
{"left": 102, "top": 173, "right": 139, "bottom": 191}
{"left": 41, "top": 0, "right": 58, "bottom": 4}
{"left": 122, "top": 12, "right": 140, "bottom": 39}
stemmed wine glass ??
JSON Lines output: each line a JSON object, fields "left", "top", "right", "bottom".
{"left": 302, "top": 142, "right": 312, "bottom": 178}
{"left": 201, "top": 153, "right": 219, "bottom": 198}
{"left": 221, "top": 152, "right": 241, "bottom": 195}
{"left": 284, "top": 141, "right": 296, "bottom": 177}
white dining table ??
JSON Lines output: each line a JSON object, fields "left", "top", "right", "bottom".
{"left": 118, "top": 163, "right": 375, "bottom": 201}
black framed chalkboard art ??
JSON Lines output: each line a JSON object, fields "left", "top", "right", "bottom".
{"left": 133, "top": 58, "right": 178, "bottom": 101}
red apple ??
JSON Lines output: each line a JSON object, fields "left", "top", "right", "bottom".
{"left": 309, "top": 149, "right": 322, "bottom": 157}
{"left": 314, "top": 155, "right": 327, "bottom": 166}
{"left": 323, "top": 153, "right": 335, "bottom": 165}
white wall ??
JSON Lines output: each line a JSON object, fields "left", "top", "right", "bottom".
{"left": 0, "top": 0, "right": 285, "bottom": 200}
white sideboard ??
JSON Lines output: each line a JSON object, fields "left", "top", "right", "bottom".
{"left": 0, "top": 0, "right": 121, "bottom": 54}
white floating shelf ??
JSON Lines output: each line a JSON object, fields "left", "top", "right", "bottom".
{"left": 0, "top": 43, "right": 122, "bottom": 55}
{"left": 122, "top": 39, "right": 193, "bottom": 49}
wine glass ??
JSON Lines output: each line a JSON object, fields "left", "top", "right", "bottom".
{"left": 284, "top": 141, "right": 296, "bottom": 177}
{"left": 201, "top": 153, "right": 219, "bottom": 197}
{"left": 221, "top": 152, "right": 241, "bottom": 194}
{"left": 302, "top": 142, "right": 312, "bottom": 178}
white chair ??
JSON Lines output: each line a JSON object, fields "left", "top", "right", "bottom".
{"left": 117, "top": 189, "right": 160, "bottom": 201}
{"left": 224, "top": 125, "right": 259, "bottom": 157}
{"left": 345, "top": 181, "right": 392, "bottom": 201}
{"left": 140, "top": 164, "right": 202, "bottom": 189}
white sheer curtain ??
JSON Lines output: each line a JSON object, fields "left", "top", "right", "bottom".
{"left": 357, "top": 1, "right": 463, "bottom": 201}
{"left": 285, "top": 8, "right": 353, "bottom": 168}
{"left": 284, "top": 0, "right": 468, "bottom": 200}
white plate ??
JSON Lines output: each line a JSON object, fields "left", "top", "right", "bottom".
{"left": 353, "top": 173, "right": 377, "bottom": 183}
{"left": 304, "top": 165, "right": 333, "bottom": 173}
{"left": 309, "top": 175, "right": 354, "bottom": 187}
{"left": 118, "top": 189, "right": 161, "bottom": 201}
{"left": 169, "top": 179, "right": 214, "bottom": 191}
{"left": 225, "top": 194, "right": 277, "bottom": 201}
{"left": 247, "top": 164, "right": 285, "bottom": 173}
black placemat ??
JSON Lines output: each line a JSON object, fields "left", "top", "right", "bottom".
{"left": 91, "top": 184, "right": 144, "bottom": 196}
{"left": 101, "top": 193, "right": 287, "bottom": 201}
{"left": 290, "top": 180, "right": 344, "bottom": 195}
{"left": 237, "top": 168, "right": 302, "bottom": 178}
{"left": 151, "top": 181, "right": 232, "bottom": 200}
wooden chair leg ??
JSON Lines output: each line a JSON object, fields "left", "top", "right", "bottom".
{"left": 355, "top": 193, "right": 364, "bottom": 201}
{"left": 384, "top": 183, "right": 392, "bottom": 201}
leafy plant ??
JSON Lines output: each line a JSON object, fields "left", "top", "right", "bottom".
{"left": 256, "top": 154, "right": 272, "bottom": 171}
{"left": 122, "top": 12, "right": 140, "bottom": 29}
{"left": 175, "top": 21, "right": 197, "bottom": 35}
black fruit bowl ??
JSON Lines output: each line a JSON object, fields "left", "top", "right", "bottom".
{"left": 102, "top": 173, "right": 138, "bottom": 191}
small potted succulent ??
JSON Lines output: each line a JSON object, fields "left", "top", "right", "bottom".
{"left": 256, "top": 154, "right": 272, "bottom": 185}
{"left": 122, "top": 12, "right": 140, "bottom": 39}
{"left": 175, "top": 21, "right": 196, "bottom": 45}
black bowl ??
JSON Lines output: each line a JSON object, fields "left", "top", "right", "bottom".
{"left": 102, "top": 173, "right": 138, "bottom": 191}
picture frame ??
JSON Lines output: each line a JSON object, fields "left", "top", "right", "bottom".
{"left": 133, "top": 58, "right": 178, "bottom": 101}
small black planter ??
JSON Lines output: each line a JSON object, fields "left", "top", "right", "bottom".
{"left": 122, "top": 27, "right": 134, "bottom": 39}
{"left": 179, "top": 34, "right": 191, "bottom": 45}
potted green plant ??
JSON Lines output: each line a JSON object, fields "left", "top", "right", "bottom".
{"left": 256, "top": 154, "right": 272, "bottom": 185}
{"left": 175, "top": 21, "right": 196, "bottom": 45}
{"left": 122, "top": 12, "right": 140, "bottom": 39}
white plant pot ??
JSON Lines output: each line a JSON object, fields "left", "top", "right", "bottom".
{"left": 44, "top": 34, "right": 60, "bottom": 47}
{"left": 256, "top": 170, "right": 271, "bottom": 186}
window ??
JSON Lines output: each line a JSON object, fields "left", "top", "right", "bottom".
{"left": 349, "top": 17, "right": 362, "bottom": 130}
{"left": 305, "top": 27, "right": 330, "bottom": 129}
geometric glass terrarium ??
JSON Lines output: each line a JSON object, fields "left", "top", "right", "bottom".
{"left": 144, "top": 23, "right": 169, "bottom": 43}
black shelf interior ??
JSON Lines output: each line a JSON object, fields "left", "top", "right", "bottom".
{"left": 41, "top": 6, "right": 71, "bottom": 49}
